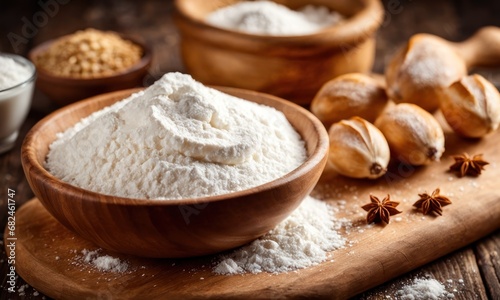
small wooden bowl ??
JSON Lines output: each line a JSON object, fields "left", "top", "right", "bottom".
{"left": 21, "top": 87, "right": 329, "bottom": 258}
{"left": 28, "top": 34, "right": 152, "bottom": 107}
{"left": 174, "top": 0, "right": 384, "bottom": 105}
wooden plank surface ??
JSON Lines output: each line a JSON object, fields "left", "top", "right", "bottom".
{"left": 1, "top": 0, "right": 500, "bottom": 299}
{"left": 357, "top": 247, "right": 489, "bottom": 300}
{"left": 475, "top": 233, "right": 500, "bottom": 299}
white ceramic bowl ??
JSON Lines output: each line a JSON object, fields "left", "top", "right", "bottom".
{"left": 0, "top": 53, "right": 36, "bottom": 154}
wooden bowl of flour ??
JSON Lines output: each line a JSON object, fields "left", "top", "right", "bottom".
{"left": 174, "top": 0, "right": 384, "bottom": 105}
{"left": 21, "top": 87, "right": 329, "bottom": 258}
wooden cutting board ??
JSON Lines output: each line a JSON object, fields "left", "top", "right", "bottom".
{"left": 8, "top": 118, "right": 500, "bottom": 299}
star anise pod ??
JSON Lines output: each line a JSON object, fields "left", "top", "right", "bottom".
{"left": 361, "top": 194, "right": 402, "bottom": 224}
{"left": 449, "top": 153, "right": 489, "bottom": 177}
{"left": 413, "top": 188, "right": 452, "bottom": 216}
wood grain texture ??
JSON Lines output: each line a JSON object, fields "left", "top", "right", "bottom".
{"left": 452, "top": 26, "right": 500, "bottom": 69}
{"left": 475, "top": 233, "right": 500, "bottom": 299}
{"left": 174, "top": 0, "right": 383, "bottom": 105}
{"left": 355, "top": 247, "right": 490, "bottom": 300}
{"left": 20, "top": 87, "right": 328, "bottom": 258}
{"left": 2, "top": 0, "right": 500, "bottom": 299}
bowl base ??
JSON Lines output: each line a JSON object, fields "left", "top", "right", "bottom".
{"left": 0, "top": 131, "right": 18, "bottom": 154}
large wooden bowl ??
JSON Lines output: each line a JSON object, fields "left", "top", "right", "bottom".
{"left": 28, "top": 33, "right": 152, "bottom": 107}
{"left": 174, "top": 0, "right": 384, "bottom": 105}
{"left": 21, "top": 87, "right": 329, "bottom": 258}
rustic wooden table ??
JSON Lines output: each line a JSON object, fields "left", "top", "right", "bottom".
{"left": 1, "top": 0, "right": 499, "bottom": 299}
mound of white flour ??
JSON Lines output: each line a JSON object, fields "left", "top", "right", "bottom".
{"left": 46, "top": 73, "right": 306, "bottom": 199}
{"left": 206, "top": 0, "right": 343, "bottom": 36}
{"left": 214, "top": 196, "right": 346, "bottom": 274}
{"left": 0, "top": 56, "right": 32, "bottom": 90}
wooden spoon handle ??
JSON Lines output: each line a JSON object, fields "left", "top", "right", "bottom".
{"left": 453, "top": 26, "right": 500, "bottom": 69}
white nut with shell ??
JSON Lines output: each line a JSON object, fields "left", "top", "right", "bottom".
{"left": 311, "top": 73, "right": 389, "bottom": 129}
{"left": 439, "top": 74, "right": 500, "bottom": 138}
{"left": 385, "top": 34, "right": 467, "bottom": 112}
{"left": 375, "top": 103, "right": 445, "bottom": 166}
{"left": 328, "top": 117, "right": 390, "bottom": 179}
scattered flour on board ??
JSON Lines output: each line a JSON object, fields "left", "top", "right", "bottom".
{"left": 395, "top": 278, "right": 450, "bottom": 300}
{"left": 79, "top": 249, "right": 129, "bottom": 273}
{"left": 16, "top": 284, "right": 41, "bottom": 298}
{"left": 206, "top": 0, "right": 343, "bottom": 36}
{"left": 46, "top": 72, "right": 306, "bottom": 200}
{"left": 0, "top": 55, "right": 32, "bottom": 90}
{"left": 213, "top": 196, "right": 347, "bottom": 274}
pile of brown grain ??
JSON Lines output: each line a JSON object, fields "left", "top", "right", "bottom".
{"left": 34, "top": 28, "right": 142, "bottom": 78}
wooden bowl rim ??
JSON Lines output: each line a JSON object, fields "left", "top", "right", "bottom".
{"left": 174, "top": 0, "right": 384, "bottom": 46}
{"left": 27, "top": 31, "right": 152, "bottom": 85}
{"left": 22, "top": 86, "right": 328, "bottom": 207}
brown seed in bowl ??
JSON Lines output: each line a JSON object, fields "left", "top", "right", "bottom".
{"left": 32, "top": 28, "right": 143, "bottom": 78}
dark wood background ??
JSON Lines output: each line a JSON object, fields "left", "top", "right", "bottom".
{"left": 1, "top": 0, "right": 499, "bottom": 299}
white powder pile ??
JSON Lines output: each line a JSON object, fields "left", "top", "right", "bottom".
{"left": 0, "top": 55, "right": 32, "bottom": 90}
{"left": 206, "top": 1, "right": 343, "bottom": 36}
{"left": 214, "top": 196, "right": 346, "bottom": 274}
{"left": 80, "top": 249, "right": 129, "bottom": 273}
{"left": 396, "top": 278, "right": 448, "bottom": 300}
{"left": 46, "top": 72, "right": 306, "bottom": 200}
